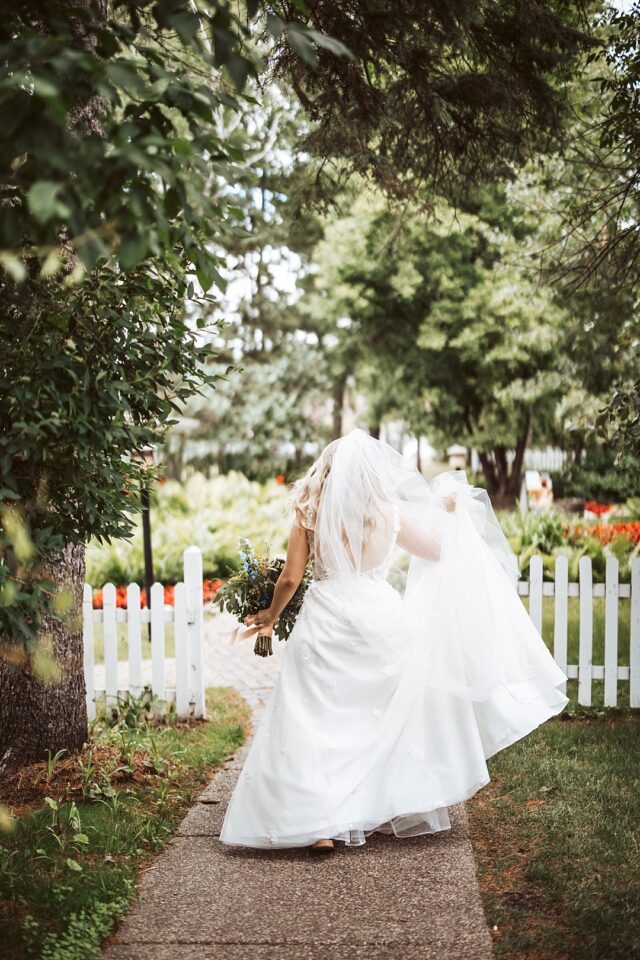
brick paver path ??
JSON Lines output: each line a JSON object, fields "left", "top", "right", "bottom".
{"left": 202, "top": 611, "right": 286, "bottom": 711}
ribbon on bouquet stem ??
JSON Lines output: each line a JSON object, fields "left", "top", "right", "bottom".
{"left": 229, "top": 620, "right": 275, "bottom": 657}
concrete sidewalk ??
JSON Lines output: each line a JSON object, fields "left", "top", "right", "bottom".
{"left": 103, "top": 734, "right": 494, "bottom": 959}
{"left": 102, "top": 615, "right": 494, "bottom": 959}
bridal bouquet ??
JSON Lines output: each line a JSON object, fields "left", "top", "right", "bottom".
{"left": 216, "top": 539, "right": 311, "bottom": 657}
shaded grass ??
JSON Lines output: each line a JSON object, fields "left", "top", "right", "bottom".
{"left": 469, "top": 675, "right": 640, "bottom": 958}
{"left": 472, "top": 567, "right": 639, "bottom": 957}
{"left": 0, "top": 688, "right": 250, "bottom": 960}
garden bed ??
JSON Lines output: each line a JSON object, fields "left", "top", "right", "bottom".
{"left": 0, "top": 687, "right": 250, "bottom": 960}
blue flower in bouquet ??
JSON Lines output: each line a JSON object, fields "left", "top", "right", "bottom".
{"left": 217, "top": 539, "right": 311, "bottom": 652}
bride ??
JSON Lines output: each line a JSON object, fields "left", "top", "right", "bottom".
{"left": 219, "top": 428, "right": 568, "bottom": 853}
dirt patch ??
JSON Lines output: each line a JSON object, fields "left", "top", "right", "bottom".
{"left": 0, "top": 743, "right": 166, "bottom": 817}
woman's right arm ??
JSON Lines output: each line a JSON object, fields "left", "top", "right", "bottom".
{"left": 396, "top": 494, "right": 456, "bottom": 561}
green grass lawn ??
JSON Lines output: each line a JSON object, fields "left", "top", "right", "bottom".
{"left": 0, "top": 688, "right": 249, "bottom": 960}
{"left": 91, "top": 622, "right": 176, "bottom": 664}
{"left": 469, "top": 709, "right": 640, "bottom": 960}
{"left": 469, "top": 601, "right": 640, "bottom": 960}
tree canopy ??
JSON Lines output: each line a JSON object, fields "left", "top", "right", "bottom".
{"left": 269, "top": 0, "right": 593, "bottom": 196}
{"left": 0, "top": 0, "right": 343, "bottom": 643}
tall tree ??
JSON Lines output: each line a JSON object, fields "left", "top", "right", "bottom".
{"left": 0, "top": 0, "right": 344, "bottom": 766}
{"left": 306, "top": 187, "right": 568, "bottom": 503}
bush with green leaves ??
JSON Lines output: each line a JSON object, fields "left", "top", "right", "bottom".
{"left": 550, "top": 441, "right": 640, "bottom": 503}
{"left": 0, "top": 1, "right": 346, "bottom": 645}
{"left": 85, "top": 472, "right": 291, "bottom": 584}
{"left": 501, "top": 507, "right": 640, "bottom": 583}
{"left": 86, "top": 472, "right": 640, "bottom": 588}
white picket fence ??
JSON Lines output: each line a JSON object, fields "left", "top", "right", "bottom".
{"left": 82, "top": 550, "right": 640, "bottom": 716}
{"left": 470, "top": 446, "right": 566, "bottom": 474}
{"left": 520, "top": 555, "right": 640, "bottom": 708}
{"left": 83, "top": 546, "right": 205, "bottom": 721}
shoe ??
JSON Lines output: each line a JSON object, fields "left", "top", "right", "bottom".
{"left": 309, "top": 840, "right": 335, "bottom": 856}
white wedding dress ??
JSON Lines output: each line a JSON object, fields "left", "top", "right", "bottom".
{"left": 220, "top": 430, "right": 569, "bottom": 849}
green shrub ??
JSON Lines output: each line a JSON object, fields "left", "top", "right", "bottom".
{"left": 86, "top": 472, "right": 291, "bottom": 585}
{"left": 552, "top": 443, "right": 640, "bottom": 502}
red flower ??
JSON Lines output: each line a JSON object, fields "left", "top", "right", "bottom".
{"left": 569, "top": 521, "right": 640, "bottom": 546}
{"left": 584, "top": 501, "right": 613, "bottom": 516}
{"left": 203, "top": 578, "right": 222, "bottom": 602}
{"left": 93, "top": 577, "right": 223, "bottom": 609}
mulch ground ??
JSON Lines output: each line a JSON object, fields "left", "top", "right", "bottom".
{"left": 0, "top": 745, "right": 158, "bottom": 817}
{"left": 0, "top": 715, "right": 209, "bottom": 818}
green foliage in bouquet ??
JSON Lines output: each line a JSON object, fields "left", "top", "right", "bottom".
{"left": 216, "top": 540, "right": 311, "bottom": 656}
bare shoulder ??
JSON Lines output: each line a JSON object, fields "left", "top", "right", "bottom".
{"left": 289, "top": 521, "right": 311, "bottom": 555}
{"left": 290, "top": 521, "right": 309, "bottom": 542}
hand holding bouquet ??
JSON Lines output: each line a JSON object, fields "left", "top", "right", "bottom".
{"left": 216, "top": 540, "right": 310, "bottom": 657}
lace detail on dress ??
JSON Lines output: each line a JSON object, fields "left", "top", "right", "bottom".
{"left": 307, "top": 528, "right": 330, "bottom": 581}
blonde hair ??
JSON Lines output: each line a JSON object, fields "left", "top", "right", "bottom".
{"left": 289, "top": 439, "right": 340, "bottom": 532}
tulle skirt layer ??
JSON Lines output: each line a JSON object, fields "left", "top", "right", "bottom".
{"left": 219, "top": 568, "right": 568, "bottom": 850}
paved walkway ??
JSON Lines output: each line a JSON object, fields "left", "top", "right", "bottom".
{"left": 102, "top": 616, "right": 495, "bottom": 960}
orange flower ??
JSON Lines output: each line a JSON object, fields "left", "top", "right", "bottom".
{"left": 569, "top": 521, "right": 640, "bottom": 546}
{"left": 93, "top": 578, "right": 223, "bottom": 610}
{"left": 275, "top": 474, "right": 286, "bottom": 484}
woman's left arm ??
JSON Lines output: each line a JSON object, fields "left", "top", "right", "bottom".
{"left": 244, "top": 523, "right": 310, "bottom": 631}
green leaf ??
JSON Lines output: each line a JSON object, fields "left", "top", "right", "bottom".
{"left": 225, "top": 53, "right": 251, "bottom": 93}
{"left": 286, "top": 26, "right": 318, "bottom": 67}
{"left": 169, "top": 11, "right": 200, "bottom": 46}
{"left": 66, "top": 857, "right": 83, "bottom": 872}
{"left": 106, "top": 61, "right": 149, "bottom": 96}
{"left": 118, "top": 235, "right": 149, "bottom": 270}
{"left": 304, "top": 29, "right": 354, "bottom": 60}
{"left": 266, "top": 13, "right": 285, "bottom": 39}
{"left": 27, "top": 181, "right": 69, "bottom": 225}
{"left": 77, "top": 232, "right": 108, "bottom": 272}
{"left": 165, "top": 188, "right": 182, "bottom": 218}
{"left": 172, "top": 137, "right": 192, "bottom": 157}
{"left": 212, "top": 27, "right": 236, "bottom": 65}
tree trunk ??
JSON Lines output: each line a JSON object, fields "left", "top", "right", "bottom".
{"left": 0, "top": 0, "right": 106, "bottom": 771}
{"left": 509, "top": 415, "right": 531, "bottom": 499}
{"left": 0, "top": 543, "right": 87, "bottom": 770}
{"left": 478, "top": 418, "right": 531, "bottom": 510}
